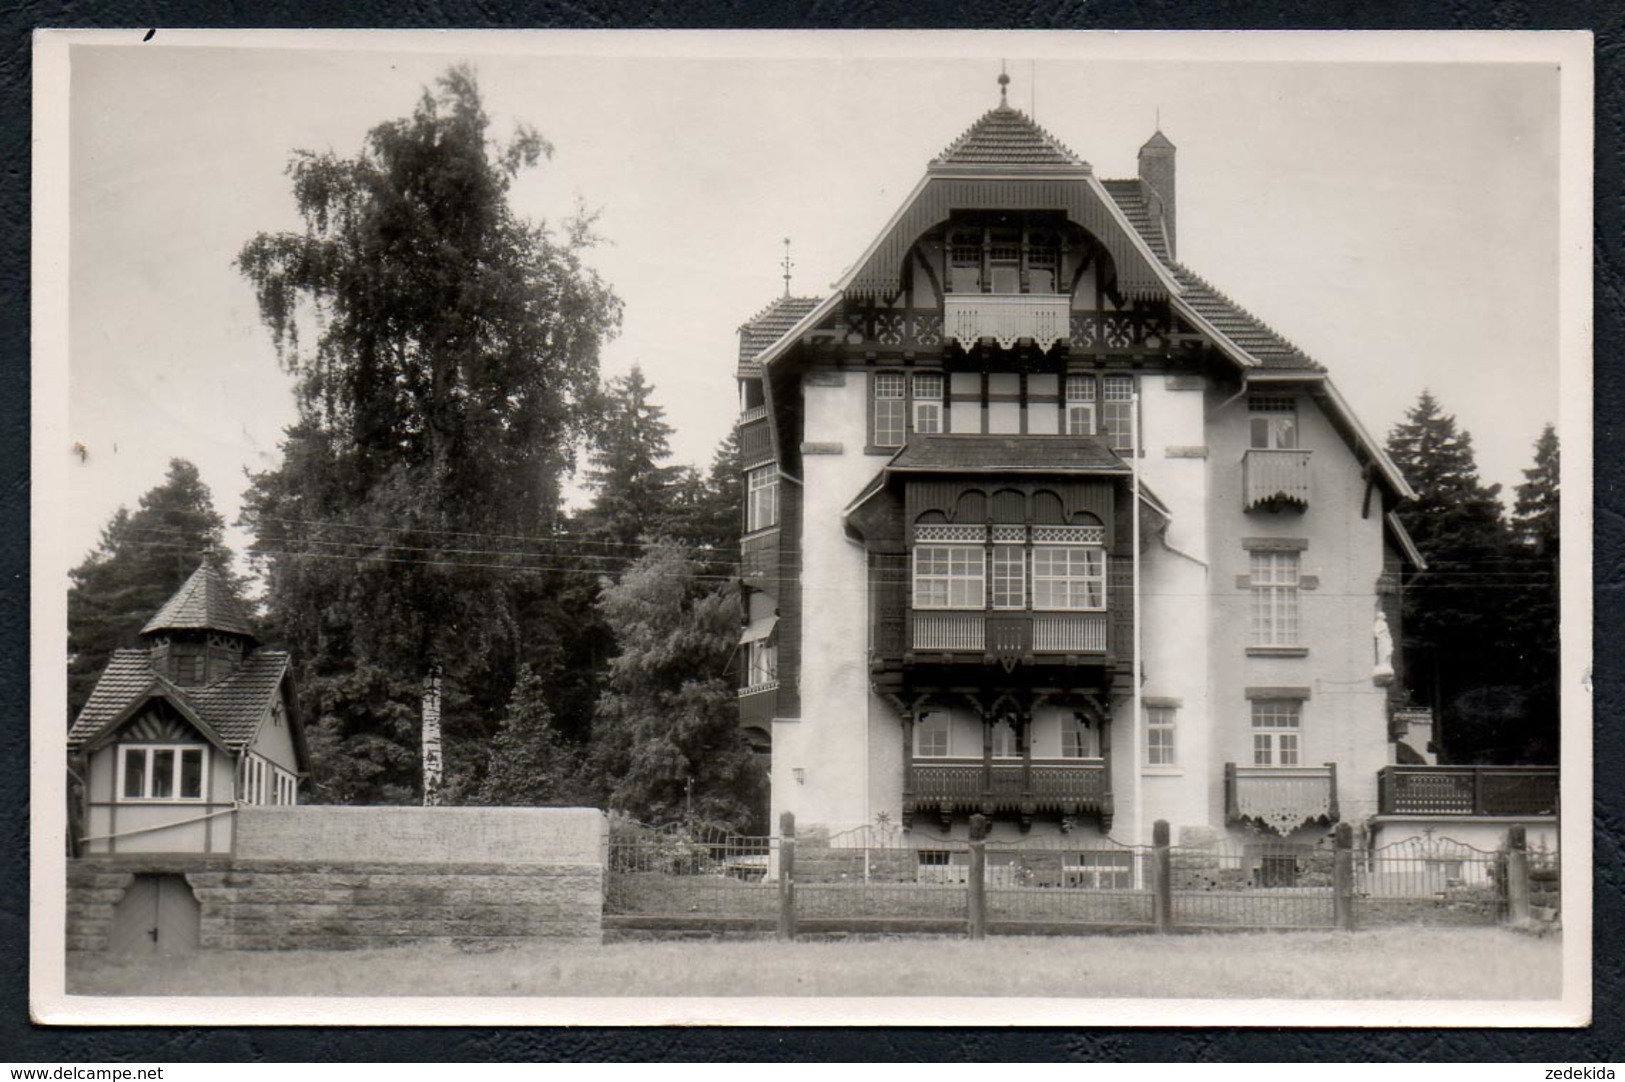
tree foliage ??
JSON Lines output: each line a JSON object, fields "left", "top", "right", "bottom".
{"left": 68, "top": 459, "right": 238, "bottom": 721}
{"left": 1385, "top": 391, "right": 1559, "bottom": 763}
{"left": 473, "top": 664, "right": 590, "bottom": 806}
{"left": 588, "top": 545, "right": 764, "bottom": 830}
{"left": 237, "top": 67, "right": 620, "bottom": 803}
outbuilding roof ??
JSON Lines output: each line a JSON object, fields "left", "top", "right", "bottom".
{"left": 68, "top": 647, "right": 295, "bottom": 752}
{"left": 141, "top": 564, "right": 258, "bottom": 639}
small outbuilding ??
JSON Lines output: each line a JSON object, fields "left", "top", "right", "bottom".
{"left": 68, "top": 565, "right": 307, "bottom": 855}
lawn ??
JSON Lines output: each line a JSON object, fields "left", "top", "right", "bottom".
{"left": 66, "top": 926, "right": 1560, "bottom": 1000}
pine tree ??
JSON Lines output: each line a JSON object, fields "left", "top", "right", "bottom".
{"left": 237, "top": 67, "right": 620, "bottom": 804}
{"left": 1513, "top": 423, "right": 1560, "bottom": 558}
{"left": 474, "top": 665, "right": 587, "bottom": 806}
{"left": 580, "top": 365, "right": 683, "bottom": 552}
{"left": 588, "top": 545, "right": 764, "bottom": 830}
{"left": 68, "top": 459, "right": 238, "bottom": 721}
{"left": 1385, "top": 391, "right": 1516, "bottom": 762}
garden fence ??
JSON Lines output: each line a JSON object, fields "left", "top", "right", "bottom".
{"left": 603, "top": 814, "right": 1552, "bottom": 939}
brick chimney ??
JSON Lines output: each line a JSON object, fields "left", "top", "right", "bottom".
{"left": 1138, "top": 130, "right": 1177, "bottom": 260}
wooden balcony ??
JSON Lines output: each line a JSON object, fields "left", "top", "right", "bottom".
{"left": 1243, "top": 449, "right": 1312, "bottom": 512}
{"left": 906, "top": 611, "right": 1109, "bottom": 657}
{"left": 906, "top": 757, "right": 1109, "bottom": 830}
{"left": 1225, "top": 763, "right": 1340, "bottom": 835}
{"left": 1377, "top": 765, "right": 1558, "bottom": 817}
{"left": 737, "top": 681, "right": 778, "bottom": 731}
{"left": 944, "top": 294, "right": 1071, "bottom": 352}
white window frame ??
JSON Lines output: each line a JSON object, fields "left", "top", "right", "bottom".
{"left": 911, "top": 373, "right": 944, "bottom": 435}
{"left": 1249, "top": 397, "right": 1299, "bottom": 450}
{"left": 1250, "top": 551, "right": 1302, "bottom": 647}
{"left": 1251, "top": 699, "right": 1302, "bottom": 767}
{"left": 914, "top": 711, "right": 952, "bottom": 758}
{"left": 1101, "top": 374, "right": 1136, "bottom": 452}
{"left": 119, "top": 744, "right": 207, "bottom": 803}
{"left": 1065, "top": 375, "right": 1097, "bottom": 436}
{"left": 989, "top": 540, "right": 1025, "bottom": 610}
{"left": 913, "top": 544, "right": 986, "bottom": 610}
{"left": 873, "top": 373, "right": 906, "bottom": 447}
{"left": 745, "top": 465, "right": 779, "bottom": 533}
{"left": 1145, "top": 705, "right": 1177, "bottom": 767}
{"left": 1031, "top": 545, "right": 1106, "bottom": 611}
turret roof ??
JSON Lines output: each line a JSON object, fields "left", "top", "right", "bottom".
{"left": 140, "top": 564, "right": 257, "bottom": 640}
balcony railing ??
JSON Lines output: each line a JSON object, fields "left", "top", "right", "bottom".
{"left": 1377, "top": 765, "right": 1558, "bottom": 817}
{"left": 908, "top": 611, "right": 1108, "bottom": 656}
{"left": 909, "top": 757, "right": 1108, "bottom": 816}
{"left": 1243, "top": 449, "right": 1312, "bottom": 511}
{"left": 737, "top": 404, "right": 769, "bottom": 426}
{"left": 1225, "top": 763, "right": 1340, "bottom": 835}
{"left": 944, "top": 294, "right": 1071, "bottom": 352}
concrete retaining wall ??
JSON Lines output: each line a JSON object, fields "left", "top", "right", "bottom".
{"left": 69, "top": 807, "right": 609, "bottom": 951}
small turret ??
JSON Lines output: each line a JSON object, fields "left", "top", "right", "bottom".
{"left": 140, "top": 565, "right": 257, "bottom": 687}
{"left": 1138, "top": 129, "right": 1177, "bottom": 260}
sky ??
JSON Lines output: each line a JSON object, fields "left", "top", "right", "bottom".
{"left": 51, "top": 32, "right": 1575, "bottom": 577}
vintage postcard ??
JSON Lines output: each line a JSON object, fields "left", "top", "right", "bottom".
{"left": 31, "top": 29, "right": 1593, "bottom": 1027}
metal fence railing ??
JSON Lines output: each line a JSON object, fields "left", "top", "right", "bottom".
{"left": 603, "top": 815, "right": 1555, "bottom": 939}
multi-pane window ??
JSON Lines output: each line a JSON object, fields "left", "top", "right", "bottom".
{"left": 1027, "top": 231, "right": 1060, "bottom": 293}
{"left": 873, "top": 373, "right": 906, "bottom": 447}
{"left": 913, "top": 545, "right": 985, "bottom": 609}
{"left": 912, "top": 373, "right": 944, "bottom": 434}
{"left": 745, "top": 466, "right": 778, "bottom": 533}
{"left": 1250, "top": 551, "right": 1302, "bottom": 646}
{"left": 120, "top": 745, "right": 206, "bottom": 802}
{"left": 1061, "top": 714, "right": 1092, "bottom": 759}
{"left": 1145, "top": 706, "right": 1177, "bottom": 767}
{"left": 987, "top": 229, "right": 1022, "bottom": 294}
{"left": 1065, "top": 375, "right": 1097, "bottom": 436}
{"left": 948, "top": 233, "right": 982, "bottom": 294}
{"left": 1101, "top": 375, "right": 1136, "bottom": 452}
{"left": 915, "top": 711, "right": 951, "bottom": 758}
{"left": 1251, "top": 699, "right": 1302, "bottom": 766}
{"left": 990, "top": 541, "right": 1026, "bottom": 609}
{"left": 1250, "top": 397, "right": 1299, "bottom": 449}
{"left": 1031, "top": 546, "right": 1106, "bottom": 611}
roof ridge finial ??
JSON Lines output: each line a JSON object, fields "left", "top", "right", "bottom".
{"left": 781, "top": 237, "right": 794, "bottom": 298}
{"left": 998, "top": 61, "right": 1010, "bottom": 108}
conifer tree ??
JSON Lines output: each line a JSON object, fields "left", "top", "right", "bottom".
{"left": 580, "top": 365, "right": 683, "bottom": 552}
{"left": 1504, "top": 424, "right": 1560, "bottom": 761}
{"left": 474, "top": 664, "right": 588, "bottom": 806}
{"left": 588, "top": 544, "right": 764, "bottom": 830}
{"left": 68, "top": 459, "right": 238, "bottom": 721}
{"left": 1513, "top": 423, "right": 1560, "bottom": 558}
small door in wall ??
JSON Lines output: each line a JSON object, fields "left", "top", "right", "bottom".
{"left": 108, "top": 874, "right": 200, "bottom": 954}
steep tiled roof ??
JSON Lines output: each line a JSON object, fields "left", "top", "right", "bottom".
{"left": 932, "top": 105, "right": 1085, "bottom": 168}
{"left": 1102, "top": 179, "right": 1320, "bottom": 371}
{"left": 738, "top": 296, "right": 823, "bottom": 373}
{"left": 68, "top": 647, "right": 291, "bottom": 750}
{"left": 141, "top": 565, "right": 257, "bottom": 639}
{"left": 888, "top": 435, "right": 1128, "bottom": 473}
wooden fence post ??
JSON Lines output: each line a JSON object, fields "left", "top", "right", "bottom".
{"left": 1505, "top": 824, "right": 1530, "bottom": 925}
{"left": 1333, "top": 821, "right": 1355, "bottom": 931}
{"left": 778, "top": 811, "right": 797, "bottom": 941}
{"left": 967, "top": 813, "right": 988, "bottom": 940}
{"left": 1152, "top": 819, "right": 1172, "bottom": 934}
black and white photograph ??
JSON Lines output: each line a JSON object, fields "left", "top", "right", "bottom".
{"left": 30, "top": 30, "right": 1592, "bottom": 1027}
